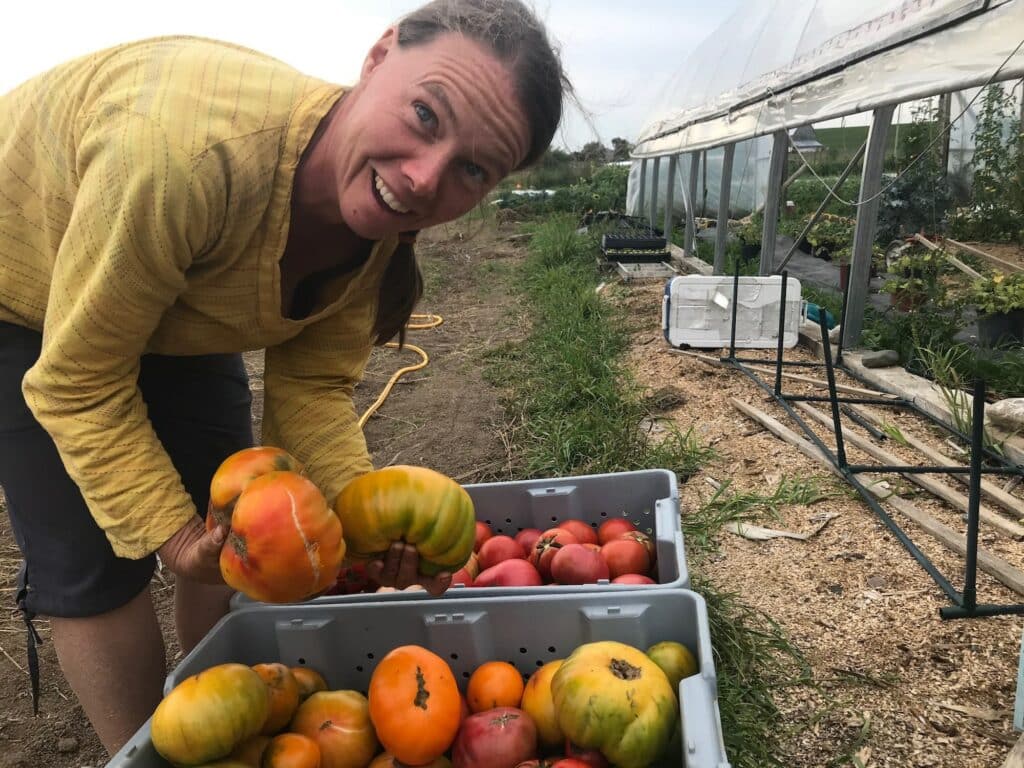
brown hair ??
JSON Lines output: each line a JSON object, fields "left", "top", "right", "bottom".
{"left": 373, "top": 0, "right": 569, "bottom": 346}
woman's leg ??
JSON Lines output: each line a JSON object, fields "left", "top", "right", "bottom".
{"left": 138, "top": 351, "right": 254, "bottom": 653}
{"left": 49, "top": 587, "right": 166, "bottom": 753}
{"left": 0, "top": 322, "right": 167, "bottom": 757}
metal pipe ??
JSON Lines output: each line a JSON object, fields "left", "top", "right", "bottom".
{"left": 845, "top": 465, "right": 1020, "bottom": 475}
{"left": 728, "top": 359, "right": 961, "bottom": 602}
{"left": 729, "top": 257, "right": 741, "bottom": 360}
{"left": 775, "top": 271, "right": 788, "bottom": 396}
{"left": 962, "top": 378, "right": 986, "bottom": 612}
{"left": 940, "top": 603, "right": 1024, "bottom": 619}
{"left": 841, "top": 405, "right": 888, "bottom": 441}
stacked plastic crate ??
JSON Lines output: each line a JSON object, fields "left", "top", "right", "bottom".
{"left": 107, "top": 470, "right": 731, "bottom": 768}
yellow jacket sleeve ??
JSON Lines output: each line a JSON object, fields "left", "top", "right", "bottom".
{"left": 21, "top": 106, "right": 216, "bottom": 559}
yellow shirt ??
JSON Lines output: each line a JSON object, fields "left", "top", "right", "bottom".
{"left": 0, "top": 36, "right": 390, "bottom": 558}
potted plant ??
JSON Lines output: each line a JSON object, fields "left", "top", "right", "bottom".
{"left": 882, "top": 250, "right": 945, "bottom": 311}
{"left": 734, "top": 213, "right": 763, "bottom": 261}
{"left": 806, "top": 214, "right": 855, "bottom": 263}
{"left": 968, "top": 271, "right": 1024, "bottom": 346}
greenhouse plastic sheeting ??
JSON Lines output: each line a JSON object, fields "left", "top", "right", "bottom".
{"left": 632, "top": 0, "right": 1022, "bottom": 157}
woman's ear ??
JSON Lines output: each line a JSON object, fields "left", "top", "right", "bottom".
{"left": 361, "top": 27, "right": 397, "bottom": 79}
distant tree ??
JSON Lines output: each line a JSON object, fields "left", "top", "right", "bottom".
{"left": 611, "top": 137, "right": 633, "bottom": 161}
{"left": 575, "top": 141, "right": 610, "bottom": 162}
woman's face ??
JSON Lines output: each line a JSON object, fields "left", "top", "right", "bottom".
{"left": 323, "top": 30, "right": 531, "bottom": 239}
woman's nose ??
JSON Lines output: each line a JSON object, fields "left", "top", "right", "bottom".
{"left": 402, "top": 150, "right": 448, "bottom": 199}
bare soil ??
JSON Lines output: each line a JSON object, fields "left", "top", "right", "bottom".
{"left": 1, "top": 217, "right": 1022, "bottom": 768}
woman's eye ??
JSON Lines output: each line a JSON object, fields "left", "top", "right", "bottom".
{"left": 465, "top": 162, "right": 486, "bottom": 182}
{"left": 413, "top": 103, "right": 436, "bottom": 127}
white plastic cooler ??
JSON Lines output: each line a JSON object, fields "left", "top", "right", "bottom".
{"left": 662, "top": 275, "right": 803, "bottom": 349}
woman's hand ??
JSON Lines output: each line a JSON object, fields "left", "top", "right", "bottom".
{"left": 366, "top": 542, "right": 452, "bottom": 596}
{"left": 157, "top": 516, "right": 228, "bottom": 584}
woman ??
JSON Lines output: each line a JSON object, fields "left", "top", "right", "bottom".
{"left": 0, "top": 0, "right": 569, "bottom": 755}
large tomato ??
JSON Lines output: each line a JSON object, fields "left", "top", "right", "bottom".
{"left": 220, "top": 471, "right": 345, "bottom": 603}
{"left": 520, "top": 660, "right": 564, "bottom": 749}
{"left": 151, "top": 663, "right": 270, "bottom": 767}
{"left": 452, "top": 707, "right": 538, "bottom": 768}
{"left": 368, "top": 645, "right": 462, "bottom": 765}
{"left": 528, "top": 528, "right": 578, "bottom": 581}
{"left": 206, "top": 446, "right": 304, "bottom": 531}
{"left": 334, "top": 466, "right": 476, "bottom": 576}
{"left": 290, "top": 690, "right": 379, "bottom": 768}
{"left": 551, "top": 641, "right": 678, "bottom": 768}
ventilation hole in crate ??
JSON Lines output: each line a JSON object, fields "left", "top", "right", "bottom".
{"left": 462, "top": 671, "right": 471, "bottom": 679}
{"left": 484, "top": 519, "right": 492, "bottom": 525}
{"left": 600, "top": 511, "right": 608, "bottom": 517}
{"left": 366, "top": 653, "right": 374, "bottom": 660}
{"left": 356, "top": 665, "right": 364, "bottom": 673}
{"left": 505, "top": 518, "right": 512, "bottom": 524}
{"left": 297, "top": 657, "right": 306, "bottom": 665}
{"left": 519, "top": 648, "right": 528, "bottom": 654}
{"left": 450, "top": 653, "right": 459, "bottom": 660}
{"left": 547, "top": 646, "right": 557, "bottom": 654}
{"left": 550, "top": 516, "right": 557, "bottom": 522}
{"left": 536, "top": 660, "right": 545, "bottom": 667}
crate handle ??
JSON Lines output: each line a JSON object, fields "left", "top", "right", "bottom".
{"left": 680, "top": 675, "right": 732, "bottom": 767}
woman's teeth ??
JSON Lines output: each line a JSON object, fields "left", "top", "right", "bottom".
{"left": 374, "top": 172, "right": 410, "bottom": 214}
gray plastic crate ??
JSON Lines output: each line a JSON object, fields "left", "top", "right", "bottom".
{"left": 108, "top": 589, "right": 730, "bottom": 768}
{"left": 231, "top": 468, "right": 686, "bottom": 609}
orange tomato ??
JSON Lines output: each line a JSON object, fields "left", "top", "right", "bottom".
{"left": 289, "top": 666, "right": 328, "bottom": 703}
{"left": 252, "top": 663, "right": 301, "bottom": 735}
{"left": 261, "top": 732, "right": 321, "bottom": 768}
{"left": 520, "top": 660, "right": 565, "bottom": 748}
{"left": 466, "top": 660, "right": 525, "bottom": 713}
{"left": 368, "top": 645, "right": 461, "bottom": 765}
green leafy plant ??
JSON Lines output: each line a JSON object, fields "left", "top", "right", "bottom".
{"left": 968, "top": 271, "right": 1024, "bottom": 316}
{"left": 805, "top": 214, "right": 856, "bottom": 263}
{"left": 881, "top": 249, "right": 948, "bottom": 306}
{"left": 950, "top": 83, "right": 1024, "bottom": 245}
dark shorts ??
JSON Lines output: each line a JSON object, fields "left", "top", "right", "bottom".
{"left": 0, "top": 321, "right": 255, "bottom": 618}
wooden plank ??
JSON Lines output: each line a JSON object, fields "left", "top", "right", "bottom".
{"left": 847, "top": 404, "right": 1024, "bottom": 519}
{"left": 728, "top": 397, "right": 1024, "bottom": 597}
{"left": 796, "top": 402, "right": 1024, "bottom": 539}
{"left": 1001, "top": 732, "right": 1024, "bottom": 768}
{"left": 913, "top": 233, "right": 982, "bottom": 279}
{"left": 946, "top": 238, "right": 1023, "bottom": 274}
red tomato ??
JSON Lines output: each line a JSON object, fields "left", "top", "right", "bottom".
{"left": 474, "top": 522, "right": 494, "bottom": 553}
{"left": 528, "top": 528, "right": 579, "bottom": 582}
{"left": 600, "top": 538, "right": 651, "bottom": 578}
{"left": 514, "top": 528, "right": 544, "bottom": 555}
{"left": 597, "top": 517, "right": 638, "bottom": 544}
{"left": 557, "top": 519, "right": 598, "bottom": 546}
{"left": 478, "top": 535, "right": 526, "bottom": 571}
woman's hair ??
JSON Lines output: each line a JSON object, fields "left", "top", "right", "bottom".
{"left": 373, "top": 0, "right": 569, "bottom": 346}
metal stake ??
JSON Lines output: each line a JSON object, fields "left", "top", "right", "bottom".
{"left": 775, "top": 271, "right": 788, "bottom": 396}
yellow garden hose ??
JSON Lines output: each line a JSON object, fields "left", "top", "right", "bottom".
{"left": 357, "top": 313, "right": 443, "bottom": 428}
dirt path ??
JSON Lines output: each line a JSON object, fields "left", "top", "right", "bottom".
{"left": 0, "top": 217, "right": 1021, "bottom": 768}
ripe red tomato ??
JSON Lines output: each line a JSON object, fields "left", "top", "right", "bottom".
{"left": 557, "top": 519, "right": 598, "bottom": 545}
{"left": 474, "top": 522, "right": 494, "bottom": 553}
{"left": 478, "top": 535, "right": 526, "bottom": 571}
{"left": 600, "top": 538, "right": 651, "bottom": 578}
{"left": 597, "top": 517, "right": 638, "bottom": 544}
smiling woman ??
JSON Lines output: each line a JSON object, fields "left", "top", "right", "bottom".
{"left": 0, "top": 0, "right": 569, "bottom": 759}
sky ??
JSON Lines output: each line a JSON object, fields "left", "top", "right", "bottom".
{"left": 0, "top": 0, "right": 744, "bottom": 152}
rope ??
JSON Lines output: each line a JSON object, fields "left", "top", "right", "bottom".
{"left": 358, "top": 313, "right": 443, "bottom": 428}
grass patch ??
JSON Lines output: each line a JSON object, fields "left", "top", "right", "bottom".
{"left": 485, "top": 215, "right": 814, "bottom": 768}
{"left": 484, "top": 214, "right": 712, "bottom": 480}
